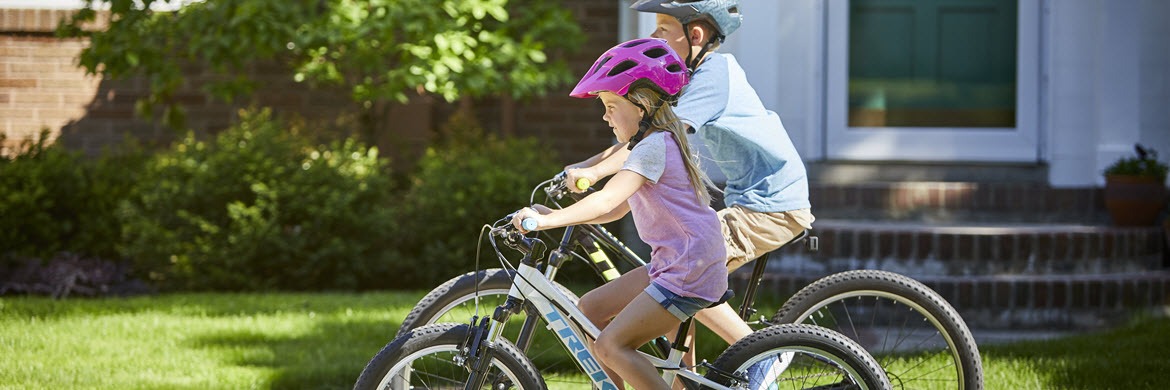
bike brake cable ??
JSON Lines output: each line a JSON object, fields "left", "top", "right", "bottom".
{"left": 473, "top": 223, "right": 496, "bottom": 319}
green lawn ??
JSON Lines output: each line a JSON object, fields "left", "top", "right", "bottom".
{"left": 1, "top": 292, "right": 1166, "bottom": 389}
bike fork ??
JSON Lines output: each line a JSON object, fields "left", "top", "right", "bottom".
{"left": 462, "top": 298, "right": 521, "bottom": 390}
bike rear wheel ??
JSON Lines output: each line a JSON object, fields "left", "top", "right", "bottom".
{"left": 772, "top": 270, "right": 983, "bottom": 390}
{"left": 354, "top": 323, "right": 544, "bottom": 390}
{"left": 706, "top": 323, "right": 891, "bottom": 390}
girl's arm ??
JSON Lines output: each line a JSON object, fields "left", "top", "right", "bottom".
{"left": 565, "top": 144, "right": 632, "bottom": 192}
{"left": 578, "top": 200, "right": 630, "bottom": 225}
{"left": 565, "top": 142, "right": 629, "bottom": 170}
{"left": 514, "top": 169, "right": 644, "bottom": 231}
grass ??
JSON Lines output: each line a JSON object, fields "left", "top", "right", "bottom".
{"left": 1, "top": 292, "right": 1167, "bottom": 389}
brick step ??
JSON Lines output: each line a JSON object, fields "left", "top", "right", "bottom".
{"left": 788, "top": 220, "right": 1166, "bottom": 276}
{"left": 733, "top": 271, "right": 1170, "bottom": 330}
{"left": 809, "top": 182, "right": 1115, "bottom": 223}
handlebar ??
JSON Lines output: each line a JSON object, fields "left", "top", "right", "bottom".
{"left": 521, "top": 218, "right": 539, "bottom": 231}
{"left": 541, "top": 171, "right": 593, "bottom": 201}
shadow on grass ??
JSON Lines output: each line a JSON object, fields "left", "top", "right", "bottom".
{"left": 193, "top": 315, "right": 403, "bottom": 389}
{"left": 981, "top": 316, "right": 1170, "bottom": 389}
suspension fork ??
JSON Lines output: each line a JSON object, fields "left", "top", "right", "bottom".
{"left": 464, "top": 296, "right": 523, "bottom": 390}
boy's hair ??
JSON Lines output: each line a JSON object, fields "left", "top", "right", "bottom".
{"left": 626, "top": 86, "right": 718, "bottom": 206}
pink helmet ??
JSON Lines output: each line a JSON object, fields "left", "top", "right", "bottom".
{"left": 570, "top": 38, "right": 688, "bottom": 99}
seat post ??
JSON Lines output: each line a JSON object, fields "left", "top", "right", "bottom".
{"left": 736, "top": 230, "right": 811, "bottom": 321}
{"left": 737, "top": 254, "right": 769, "bottom": 320}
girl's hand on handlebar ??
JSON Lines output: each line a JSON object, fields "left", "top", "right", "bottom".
{"left": 511, "top": 207, "right": 545, "bottom": 232}
{"left": 564, "top": 168, "right": 597, "bottom": 193}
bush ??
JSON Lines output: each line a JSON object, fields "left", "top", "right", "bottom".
{"left": 390, "top": 112, "right": 561, "bottom": 287}
{"left": 0, "top": 131, "right": 143, "bottom": 262}
{"left": 119, "top": 109, "right": 401, "bottom": 291}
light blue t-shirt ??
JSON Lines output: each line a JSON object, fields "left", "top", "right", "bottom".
{"left": 675, "top": 53, "right": 811, "bottom": 213}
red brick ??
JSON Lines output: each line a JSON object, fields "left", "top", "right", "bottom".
{"left": 0, "top": 78, "right": 36, "bottom": 88}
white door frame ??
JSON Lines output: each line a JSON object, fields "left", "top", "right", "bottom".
{"left": 824, "top": 0, "right": 1041, "bottom": 162}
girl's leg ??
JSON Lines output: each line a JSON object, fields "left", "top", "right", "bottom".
{"left": 594, "top": 292, "right": 681, "bottom": 390}
{"left": 577, "top": 266, "right": 650, "bottom": 387}
{"left": 578, "top": 266, "right": 649, "bottom": 329}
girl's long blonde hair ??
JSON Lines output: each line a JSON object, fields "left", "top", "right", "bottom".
{"left": 625, "top": 86, "right": 718, "bottom": 206}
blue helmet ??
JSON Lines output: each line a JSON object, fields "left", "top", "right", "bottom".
{"left": 630, "top": 0, "right": 742, "bottom": 38}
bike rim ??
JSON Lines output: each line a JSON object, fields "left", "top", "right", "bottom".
{"left": 426, "top": 288, "right": 513, "bottom": 326}
{"left": 792, "top": 289, "right": 963, "bottom": 389}
{"left": 732, "top": 346, "right": 877, "bottom": 390}
{"left": 380, "top": 344, "right": 526, "bottom": 389}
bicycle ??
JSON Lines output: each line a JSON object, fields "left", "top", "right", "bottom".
{"left": 394, "top": 173, "right": 982, "bottom": 389}
{"left": 355, "top": 217, "right": 892, "bottom": 389}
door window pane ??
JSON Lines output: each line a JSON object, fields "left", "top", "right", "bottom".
{"left": 849, "top": 0, "right": 1017, "bottom": 128}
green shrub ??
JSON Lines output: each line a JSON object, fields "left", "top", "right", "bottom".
{"left": 391, "top": 113, "right": 560, "bottom": 287}
{"left": 119, "top": 109, "right": 400, "bottom": 291}
{"left": 0, "top": 131, "right": 143, "bottom": 262}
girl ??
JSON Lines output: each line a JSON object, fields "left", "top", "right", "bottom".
{"left": 510, "top": 38, "right": 727, "bottom": 390}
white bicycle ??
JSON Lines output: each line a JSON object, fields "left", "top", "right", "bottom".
{"left": 354, "top": 216, "right": 892, "bottom": 389}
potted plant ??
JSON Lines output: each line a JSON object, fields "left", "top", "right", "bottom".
{"left": 1103, "top": 144, "right": 1169, "bottom": 226}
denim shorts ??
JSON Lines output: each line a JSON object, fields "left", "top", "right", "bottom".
{"left": 644, "top": 282, "right": 713, "bottom": 321}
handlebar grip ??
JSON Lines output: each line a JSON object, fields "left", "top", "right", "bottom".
{"left": 575, "top": 178, "right": 591, "bottom": 191}
{"left": 521, "top": 218, "right": 539, "bottom": 231}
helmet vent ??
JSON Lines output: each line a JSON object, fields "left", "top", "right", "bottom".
{"left": 621, "top": 39, "right": 650, "bottom": 48}
{"left": 642, "top": 47, "right": 669, "bottom": 59}
{"left": 666, "top": 63, "right": 683, "bottom": 73}
{"left": 607, "top": 60, "right": 639, "bottom": 77}
{"left": 588, "top": 56, "right": 612, "bottom": 77}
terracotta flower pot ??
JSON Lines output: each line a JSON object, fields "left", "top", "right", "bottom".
{"left": 1104, "top": 175, "right": 1167, "bottom": 226}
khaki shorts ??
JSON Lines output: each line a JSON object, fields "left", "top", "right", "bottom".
{"left": 719, "top": 206, "right": 815, "bottom": 272}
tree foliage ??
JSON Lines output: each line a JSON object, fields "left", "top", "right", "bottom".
{"left": 59, "top": 0, "right": 584, "bottom": 127}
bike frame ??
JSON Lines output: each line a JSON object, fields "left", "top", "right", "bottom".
{"left": 483, "top": 258, "right": 733, "bottom": 390}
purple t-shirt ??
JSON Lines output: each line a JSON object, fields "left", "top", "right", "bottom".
{"left": 622, "top": 131, "right": 727, "bottom": 302}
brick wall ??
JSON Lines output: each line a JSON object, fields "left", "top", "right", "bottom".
{"left": 0, "top": 2, "right": 618, "bottom": 164}
{"left": 1, "top": 8, "right": 97, "bottom": 152}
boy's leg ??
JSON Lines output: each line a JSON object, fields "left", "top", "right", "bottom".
{"left": 706, "top": 207, "right": 814, "bottom": 345}
{"left": 693, "top": 302, "right": 753, "bottom": 345}
{"left": 594, "top": 292, "right": 681, "bottom": 390}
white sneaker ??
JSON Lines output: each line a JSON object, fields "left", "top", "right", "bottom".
{"left": 746, "top": 355, "right": 785, "bottom": 390}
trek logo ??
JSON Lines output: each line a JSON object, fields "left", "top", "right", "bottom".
{"left": 543, "top": 308, "right": 618, "bottom": 390}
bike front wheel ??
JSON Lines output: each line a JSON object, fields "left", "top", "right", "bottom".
{"left": 395, "top": 268, "right": 587, "bottom": 387}
{"left": 772, "top": 270, "right": 983, "bottom": 390}
{"left": 706, "top": 323, "right": 891, "bottom": 390}
{"left": 354, "top": 323, "right": 544, "bottom": 390}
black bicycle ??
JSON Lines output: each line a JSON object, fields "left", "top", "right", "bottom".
{"left": 394, "top": 172, "right": 982, "bottom": 389}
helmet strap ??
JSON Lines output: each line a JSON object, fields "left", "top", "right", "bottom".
{"left": 683, "top": 21, "right": 725, "bottom": 74}
{"left": 626, "top": 98, "right": 662, "bottom": 150}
